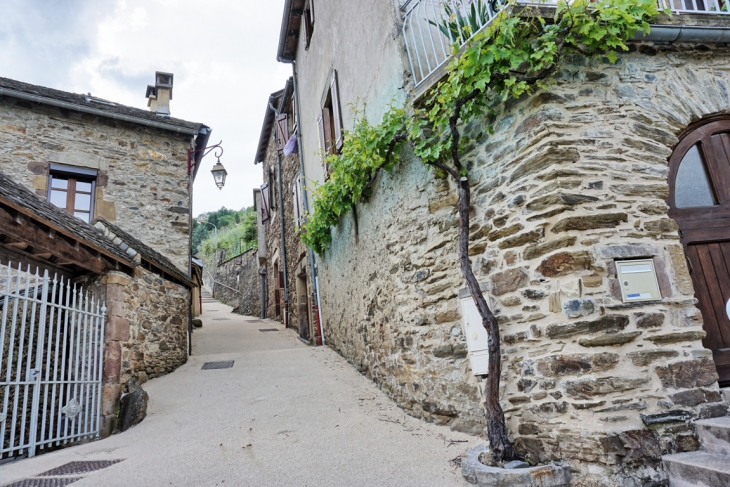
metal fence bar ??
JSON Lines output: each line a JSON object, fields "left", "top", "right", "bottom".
{"left": 28, "top": 270, "right": 49, "bottom": 456}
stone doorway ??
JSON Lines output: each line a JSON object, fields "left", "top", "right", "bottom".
{"left": 669, "top": 117, "right": 730, "bottom": 384}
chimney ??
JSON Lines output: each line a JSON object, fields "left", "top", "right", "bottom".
{"left": 145, "top": 71, "right": 173, "bottom": 117}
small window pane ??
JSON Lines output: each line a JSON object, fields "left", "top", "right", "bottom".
{"left": 51, "top": 177, "right": 68, "bottom": 190}
{"left": 76, "top": 181, "right": 92, "bottom": 192}
{"left": 74, "top": 193, "right": 91, "bottom": 211}
{"left": 74, "top": 212, "right": 90, "bottom": 223}
{"left": 50, "top": 190, "right": 67, "bottom": 208}
{"left": 675, "top": 144, "right": 718, "bottom": 208}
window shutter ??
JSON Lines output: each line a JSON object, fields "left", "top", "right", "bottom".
{"left": 260, "top": 183, "right": 271, "bottom": 223}
{"left": 276, "top": 114, "right": 289, "bottom": 154}
{"left": 331, "top": 70, "right": 344, "bottom": 153}
{"left": 278, "top": 270, "right": 285, "bottom": 289}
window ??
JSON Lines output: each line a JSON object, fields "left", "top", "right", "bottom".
{"left": 47, "top": 164, "right": 97, "bottom": 223}
{"left": 675, "top": 144, "right": 717, "bottom": 208}
{"left": 268, "top": 167, "right": 277, "bottom": 211}
{"left": 304, "top": 0, "right": 315, "bottom": 50}
{"left": 317, "top": 69, "right": 344, "bottom": 175}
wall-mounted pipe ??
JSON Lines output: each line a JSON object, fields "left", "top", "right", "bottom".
{"left": 635, "top": 24, "right": 730, "bottom": 43}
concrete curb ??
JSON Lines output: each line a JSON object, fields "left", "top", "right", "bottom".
{"left": 461, "top": 445, "right": 572, "bottom": 487}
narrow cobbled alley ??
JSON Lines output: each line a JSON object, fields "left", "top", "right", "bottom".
{"left": 0, "top": 299, "right": 479, "bottom": 487}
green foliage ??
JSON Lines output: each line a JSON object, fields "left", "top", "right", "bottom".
{"left": 301, "top": 0, "right": 660, "bottom": 254}
{"left": 193, "top": 206, "right": 257, "bottom": 257}
{"left": 429, "top": 0, "right": 495, "bottom": 44}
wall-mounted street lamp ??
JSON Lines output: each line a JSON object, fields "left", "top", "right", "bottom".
{"left": 210, "top": 158, "right": 228, "bottom": 190}
{"left": 187, "top": 140, "right": 228, "bottom": 189}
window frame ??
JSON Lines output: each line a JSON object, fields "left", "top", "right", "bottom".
{"left": 47, "top": 164, "right": 97, "bottom": 223}
{"left": 304, "top": 0, "right": 315, "bottom": 50}
{"left": 317, "top": 69, "right": 344, "bottom": 177}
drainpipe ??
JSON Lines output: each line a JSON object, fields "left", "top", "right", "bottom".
{"left": 260, "top": 268, "right": 268, "bottom": 319}
{"left": 290, "top": 61, "right": 325, "bottom": 346}
{"left": 268, "top": 102, "right": 290, "bottom": 327}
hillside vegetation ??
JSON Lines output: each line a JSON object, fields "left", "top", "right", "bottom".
{"left": 193, "top": 207, "right": 257, "bottom": 262}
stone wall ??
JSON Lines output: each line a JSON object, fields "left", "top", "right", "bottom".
{"left": 0, "top": 97, "right": 195, "bottom": 272}
{"left": 212, "top": 248, "right": 261, "bottom": 317}
{"left": 318, "top": 43, "right": 730, "bottom": 484}
{"left": 98, "top": 268, "right": 188, "bottom": 435}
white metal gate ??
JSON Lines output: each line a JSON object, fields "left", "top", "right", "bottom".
{"left": 1, "top": 262, "right": 106, "bottom": 459}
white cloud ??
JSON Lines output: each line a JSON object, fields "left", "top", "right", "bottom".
{"left": 0, "top": 0, "right": 290, "bottom": 216}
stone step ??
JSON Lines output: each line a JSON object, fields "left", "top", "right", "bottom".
{"left": 695, "top": 416, "right": 730, "bottom": 456}
{"left": 663, "top": 451, "right": 730, "bottom": 487}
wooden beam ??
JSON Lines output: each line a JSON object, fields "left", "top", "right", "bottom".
{"left": 0, "top": 199, "right": 134, "bottom": 270}
{"left": 0, "top": 205, "right": 106, "bottom": 274}
{"left": 0, "top": 243, "right": 74, "bottom": 281}
{"left": 6, "top": 241, "right": 28, "bottom": 250}
{"left": 31, "top": 250, "right": 53, "bottom": 259}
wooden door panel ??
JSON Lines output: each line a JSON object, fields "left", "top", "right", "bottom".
{"left": 687, "top": 245, "right": 725, "bottom": 352}
{"left": 693, "top": 244, "right": 730, "bottom": 348}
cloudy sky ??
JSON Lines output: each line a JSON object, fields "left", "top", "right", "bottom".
{"left": 0, "top": 0, "right": 290, "bottom": 217}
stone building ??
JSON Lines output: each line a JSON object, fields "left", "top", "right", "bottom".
{"left": 0, "top": 74, "right": 210, "bottom": 454}
{"left": 275, "top": 0, "right": 730, "bottom": 484}
{"left": 0, "top": 75, "right": 212, "bottom": 273}
{"left": 0, "top": 171, "right": 195, "bottom": 455}
{"left": 254, "top": 79, "right": 320, "bottom": 343}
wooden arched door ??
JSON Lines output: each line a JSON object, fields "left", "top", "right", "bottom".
{"left": 668, "top": 118, "right": 730, "bottom": 385}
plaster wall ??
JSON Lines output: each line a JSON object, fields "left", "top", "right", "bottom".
{"left": 318, "top": 43, "right": 730, "bottom": 485}
{"left": 294, "top": 0, "right": 410, "bottom": 209}
{"left": 0, "top": 97, "right": 195, "bottom": 272}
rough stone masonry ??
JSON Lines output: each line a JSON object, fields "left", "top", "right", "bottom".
{"left": 318, "top": 43, "right": 730, "bottom": 485}
{"left": 0, "top": 95, "right": 194, "bottom": 272}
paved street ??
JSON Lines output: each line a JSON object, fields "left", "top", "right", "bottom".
{"left": 0, "top": 299, "right": 480, "bottom": 487}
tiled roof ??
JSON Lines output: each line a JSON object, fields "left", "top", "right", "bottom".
{"left": 0, "top": 170, "right": 135, "bottom": 266}
{"left": 93, "top": 219, "right": 195, "bottom": 288}
{"left": 0, "top": 77, "right": 203, "bottom": 133}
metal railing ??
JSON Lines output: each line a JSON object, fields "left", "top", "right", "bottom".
{"left": 661, "top": 0, "right": 730, "bottom": 14}
{"left": 403, "top": 0, "right": 730, "bottom": 88}
{"left": 1, "top": 262, "right": 106, "bottom": 459}
{"left": 403, "top": 0, "right": 506, "bottom": 86}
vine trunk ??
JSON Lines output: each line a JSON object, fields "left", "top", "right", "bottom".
{"left": 456, "top": 176, "right": 517, "bottom": 463}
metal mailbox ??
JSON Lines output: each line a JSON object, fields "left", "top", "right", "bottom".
{"left": 616, "top": 259, "right": 662, "bottom": 303}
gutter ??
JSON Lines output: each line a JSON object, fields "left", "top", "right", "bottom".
{"left": 0, "top": 87, "right": 200, "bottom": 135}
{"left": 636, "top": 24, "right": 730, "bottom": 43}
{"left": 277, "top": 0, "right": 295, "bottom": 63}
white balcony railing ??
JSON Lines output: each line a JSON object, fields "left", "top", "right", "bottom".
{"left": 403, "top": 0, "right": 730, "bottom": 88}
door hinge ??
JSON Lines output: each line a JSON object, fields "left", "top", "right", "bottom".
{"left": 678, "top": 228, "right": 684, "bottom": 238}
{"left": 686, "top": 256, "right": 692, "bottom": 274}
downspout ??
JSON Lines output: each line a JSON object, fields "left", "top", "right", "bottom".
{"left": 290, "top": 60, "right": 325, "bottom": 346}
{"left": 268, "top": 102, "right": 290, "bottom": 327}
